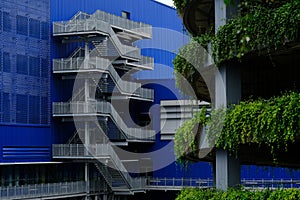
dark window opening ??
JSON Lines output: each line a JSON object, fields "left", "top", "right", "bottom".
{"left": 17, "top": 15, "right": 28, "bottom": 36}
{"left": 121, "top": 11, "right": 130, "bottom": 19}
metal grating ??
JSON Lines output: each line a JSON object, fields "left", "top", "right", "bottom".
{"left": 0, "top": 0, "right": 50, "bottom": 125}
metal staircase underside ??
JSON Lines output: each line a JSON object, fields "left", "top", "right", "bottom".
{"left": 52, "top": 144, "right": 147, "bottom": 193}
{"left": 53, "top": 12, "right": 148, "bottom": 60}
{"left": 53, "top": 101, "right": 155, "bottom": 142}
{"left": 53, "top": 54, "right": 154, "bottom": 101}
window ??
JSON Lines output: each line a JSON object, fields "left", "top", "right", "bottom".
{"left": 41, "top": 21, "right": 49, "bottom": 40}
{"left": 0, "top": 51, "right": 2, "bottom": 72}
{"left": 3, "top": 12, "right": 11, "bottom": 32}
{"left": 29, "top": 18, "right": 40, "bottom": 38}
{"left": 16, "top": 94, "right": 28, "bottom": 123}
{"left": 29, "top": 95, "right": 40, "bottom": 124}
{"left": 2, "top": 93, "right": 10, "bottom": 122}
{"left": 41, "top": 58, "right": 48, "bottom": 78}
{"left": 121, "top": 11, "right": 130, "bottom": 19}
{"left": 16, "top": 15, "right": 28, "bottom": 36}
{"left": 29, "top": 56, "right": 40, "bottom": 76}
{"left": 0, "top": 11, "right": 2, "bottom": 32}
{"left": 3, "top": 52, "right": 11, "bottom": 72}
{"left": 16, "top": 54, "right": 28, "bottom": 75}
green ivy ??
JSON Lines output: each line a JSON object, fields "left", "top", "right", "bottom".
{"left": 174, "top": 92, "right": 300, "bottom": 163}
{"left": 212, "top": 0, "right": 300, "bottom": 66}
{"left": 173, "top": 0, "right": 235, "bottom": 12}
{"left": 208, "top": 92, "right": 300, "bottom": 161}
{"left": 173, "top": 0, "right": 191, "bottom": 13}
{"left": 176, "top": 188, "right": 300, "bottom": 200}
{"left": 174, "top": 107, "right": 208, "bottom": 162}
{"left": 173, "top": 34, "right": 213, "bottom": 95}
{"left": 173, "top": 0, "right": 300, "bottom": 77}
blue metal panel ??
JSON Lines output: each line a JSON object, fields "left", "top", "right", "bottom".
{"left": 0, "top": 0, "right": 51, "bottom": 162}
{"left": 49, "top": 0, "right": 300, "bottom": 183}
{"left": 0, "top": 125, "right": 52, "bottom": 162}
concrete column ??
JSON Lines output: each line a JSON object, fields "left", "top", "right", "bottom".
{"left": 214, "top": 64, "right": 241, "bottom": 190}
{"left": 214, "top": 0, "right": 241, "bottom": 191}
{"left": 216, "top": 149, "right": 240, "bottom": 190}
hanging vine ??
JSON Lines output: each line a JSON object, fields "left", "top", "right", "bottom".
{"left": 174, "top": 92, "right": 300, "bottom": 163}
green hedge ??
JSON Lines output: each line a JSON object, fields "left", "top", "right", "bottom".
{"left": 176, "top": 188, "right": 300, "bottom": 200}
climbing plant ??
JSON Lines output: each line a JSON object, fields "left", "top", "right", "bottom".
{"left": 212, "top": 0, "right": 300, "bottom": 66}
{"left": 174, "top": 107, "right": 209, "bottom": 162}
{"left": 173, "top": 0, "right": 300, "bottom": 67}
{"left": 173, "top": 35, "right": 213, "bottom": 96}
{"left": 174, "top": 92, "right": 300, "bottom": 163}
{"left": 208, "top": 92, "right": 300, "bottom": 161}
{"left": 173, "top": 0, "right": 299, "bottom": 97}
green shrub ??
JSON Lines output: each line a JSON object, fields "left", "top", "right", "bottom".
{"left": 176, "top": 188, "right": 300, "bottom": 200}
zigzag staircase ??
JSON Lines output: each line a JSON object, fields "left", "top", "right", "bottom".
{"left": 52, "top": 10, "right": 153, "bottom": 195}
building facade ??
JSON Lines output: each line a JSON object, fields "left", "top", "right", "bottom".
{"left": 1, "top": 0, "right": 300, "bottom": 199}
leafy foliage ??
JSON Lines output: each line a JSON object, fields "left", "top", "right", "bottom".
{"left": 173, "top": 0, "right": 300, "bottom": 76}
{"left": 212, "top": 0, "right": 300, "bottom": 65}
{"left": 173, "top": 35, "right": 213, "bottom": 96}
{"left": 174, "top": 107, "right": 208, "bottom": 162}
{"left": 208, "top": 92, "right": 300, "bottom": 161}
{"left": 174, "top": 92, "right": 300, "bottom": 163}
{"left": 176, "top": 188, "right": 300, "bottom": 200}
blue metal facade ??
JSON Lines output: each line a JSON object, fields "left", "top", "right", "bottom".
{"left": 49, "top": 0, "right": 300, "bottom": 182}
{"left": 0, "top": 0, "right": 300, "bottom": 192}
{"left": 0, "top": 0, "right": 51, "bottom": 162}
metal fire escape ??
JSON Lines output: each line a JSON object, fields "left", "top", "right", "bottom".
{"left": 52, "top": 10, "right": 154, "bottom": 195}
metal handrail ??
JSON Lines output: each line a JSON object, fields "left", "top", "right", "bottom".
{"left": 241, "top": 178, "right": 300, "bottom": 189}
{"left": 69, "top": 10, "right": 152, "bottom": 37}
{"left": 53, "top": 56, "right": 154, "bottom": 100}
{"left": 147, "top": 177, "right": 214, "bottom": 188}
{"left": 92, "top": 10, "right": 152, "bottom": 37}
{"left": 146, "top": 178, "right": 300, "bottom": 189}
{"left": 53, "top": 18, "right": 141, "bottom": 59}
{"left": 0, "top": 181, "right": 89, "bottom": 200}
{"left": 52, "top": 101, "right": 155, "bottom": 141}
{"left": 52, "top": 144, "right": 147, "bottom": 190}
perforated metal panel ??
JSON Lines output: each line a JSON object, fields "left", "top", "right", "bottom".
{"left": 0, "top": 0, "right": 50, "bottom": 125}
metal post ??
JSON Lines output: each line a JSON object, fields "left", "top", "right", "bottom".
{"left": 85, "top": 163, "right": 90, "bottom": 200}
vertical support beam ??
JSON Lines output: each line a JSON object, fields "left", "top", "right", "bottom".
{"left": 216, "top": 149, "right": 240, "bottom": 190}
{"left": 214, "top": 0, "right": 241, "bottom": 191}
{"left": 15, "top": 166, "right": 19, "bottom": 186}
{"left": 8, "top": 167, "right": 13, "bottom": 186}
{"left": 103, "top": 194, "right": 108, "bottom": 200}
{"left": 85, "top": 163, "right": 90, "bottom": 200}
{"left": 215, "top": 65, "right": 241, "bottom": 190}
{"left": 84, "top": 42, "right": 90, "bottom": 69}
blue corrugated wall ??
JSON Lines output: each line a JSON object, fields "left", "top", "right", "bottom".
{"left": 43, "top": 0, "right": 300, "bottom": 180}
{"left": 0, "top": 0, "right": 51, "bottom": 162}
{"left": 0, "top": 0, "right": 298, "bottom": 181}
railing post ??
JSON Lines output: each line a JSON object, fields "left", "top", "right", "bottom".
{"left": 173, "top": 178, "right": 175, "bottom": 187}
